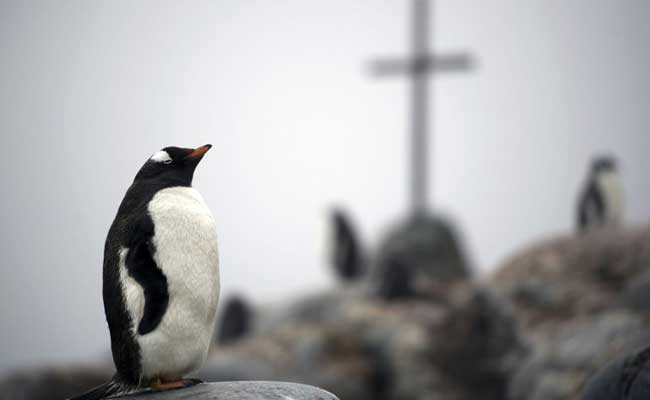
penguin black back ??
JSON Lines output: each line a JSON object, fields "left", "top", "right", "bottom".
{"left": 376, "top": 255, "right": 415, "bottom": 301}
{"left": 330, "top": 209, "right": 365, "bottom": 282}
{"left": 577, "top": 156, "right": 620, "bottom": 233}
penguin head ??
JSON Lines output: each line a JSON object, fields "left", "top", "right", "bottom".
{"left": 134, "top": 144, "right": 212, "bottom": 185}
{"left": 592, "top": 156, "right": 617, "bottom": 174}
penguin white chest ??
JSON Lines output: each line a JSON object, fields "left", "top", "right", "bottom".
{"left": 597, "top": 171, "right": 624, "bottom": 223}
{"left": 126, "top": 186, "right": 220, "bottom": 380}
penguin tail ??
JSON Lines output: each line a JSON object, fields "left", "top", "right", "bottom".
{"left": 68, "top": 377, "right": 138, "bottom": 400}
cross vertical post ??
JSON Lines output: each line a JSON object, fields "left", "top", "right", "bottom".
{"left": 371, "top": 0, "right": 475, "bottom": 217}
{"left": 411, "top": 0, "right": 430, "bottom": 216}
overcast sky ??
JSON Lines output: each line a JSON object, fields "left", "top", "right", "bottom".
{"left": 1, "top": 0, "right": 649, "bottom": 373}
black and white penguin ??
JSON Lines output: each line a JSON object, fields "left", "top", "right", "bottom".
{"left": 577, "top": 156, "right": 624, "bottom": 232}
{"left": 326, "top": 209, "right": 365, "bottom": 282}
{"left": 216, "top": 295, "right": 252, "bottom": 345}
{"left": 376, "top": 255, "right": 414, "bottom": 301}
{"left": 71, "top": 145, "right": 219, "bottom": 399}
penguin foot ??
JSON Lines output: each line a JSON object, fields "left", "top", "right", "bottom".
{"left": 151, "top": 378, "right": 202, "bottom": 391}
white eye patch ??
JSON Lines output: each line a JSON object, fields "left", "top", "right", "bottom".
{"left": 150, "top": 150, "right": 172, "bottom": 163}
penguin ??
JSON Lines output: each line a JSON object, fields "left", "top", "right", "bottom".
{"left": 216, "top": 295, "right": 252, "bottom": 345}
{"left": 71, "top": 145, "right": 219, "bottom": 399}
{"left": 376, "top": 255, "right": 415, "bottom": 301}
{"left": 327, "top": 209, "right": 365, "bottom": 282}
{"left": 577, "top": 156, "right": 624, "bottom": 233}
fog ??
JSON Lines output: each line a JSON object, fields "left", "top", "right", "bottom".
{"left": 1, "top": 0, "right": 649, "bottom": 373}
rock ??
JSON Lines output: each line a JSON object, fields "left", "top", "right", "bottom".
{"left": 375, "top": 255, "right": 417, "bottom": 300}
{"left": 206, "top": 282, "right": 523, "bottom": 400}
{"left": 581, "top": 345, "right": 650, "bottom": 400}
{"left": 622, "top": 269, "right": 650, "bottom": 313}
{"left": 490, "top": 226, "right": 650, "bottom": 340}
{"left": 251, "top": 287, "right": 373, "bottom": 337}
{"left": 373, "top": 214, "right": 470, "bottom": 299}
{"left": 0, "top": 365, "right": 112, "bottom": 400}
{"left": 488, "top": 226, "right": 650, "bottom": 400}
{"left": 112, "top": 381, "right": 339, "bottom": 400}
{"left": 198, "top": 356, "right": 277, "bottom": 383}
{"left": 205, "top": 322, "right": 375, "bottom": 400}
{"left": 438, "top": 289, "right": 526, "bottom": 395}
{"left": 508, "top": 311, "right": 650, "bottom": 400}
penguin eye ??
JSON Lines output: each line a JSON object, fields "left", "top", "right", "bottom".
{"left": 163, "top": 159, "right": 173, "bottom": 165}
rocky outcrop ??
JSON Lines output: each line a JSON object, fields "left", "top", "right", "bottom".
{"left": 203, "top": 283, "right": 523, "bottom": 400}
{"left": 490, "top": 226, "right": 650, "bottom": 400}
{"left": 490, "top": 226, "right": 650, "bottom": 340}
{"left": 374, "top": 215, "right": 470, "bottom": 299}
{"left": 5, "top": 221, "right": 647, "bottom": 400}
{"left": 508, "top": 311, "right": 650, "bottom": 400}
{"left": 581, "top": 343, "right": 650, "bottom": 400}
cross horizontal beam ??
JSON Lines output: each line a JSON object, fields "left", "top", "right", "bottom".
{"left": 371, "top": 53, "right": 475, "bottom": 76}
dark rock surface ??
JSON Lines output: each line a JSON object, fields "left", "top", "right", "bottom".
{"left": 203, "top": 283, "right": 523, "bottom": 400}
{"left": 5, "top": 224, "right": 648, "bottom": 400}
{"left": 622, "top": 269, "right": 650, "bottom": 313}
{"left": 0, "top": 365, "right": 111, "bottom": 400}
{"left": 114, "top": 381, "right": 339, "bottom": 400}
{"left": 581, "top": 345, "right": 650, "bottom": 400}
{"left": 490, "top": 226, "right": 650, "bottom": 341}
{"left": 374, "top": 214, "right": 470, "bottom": 293}
{"left": 490, "top": 225, "right": 650, "bottom": 400}
{"left": 508, "top": 311, "right": 650, "bottom": 400}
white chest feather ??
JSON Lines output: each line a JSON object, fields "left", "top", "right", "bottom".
{"left": 597, "top": 171, "right": 624, "bottom": 223}
{"left": 119, "top": 186, "right": 220, "bottom": 381}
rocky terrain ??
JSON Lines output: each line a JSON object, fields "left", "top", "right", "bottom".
{"left": 2, "top": 221, "right": 649, "bottom": 400}
{"left": 204, "top": 283, "right": 523, "bottom": 400}
{"left": 491, "top": 226, "right": 650, "bottom": 400}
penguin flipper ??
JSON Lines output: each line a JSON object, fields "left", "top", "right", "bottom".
{"left": 125, "top": 228, "right": 169, "bottom": 336}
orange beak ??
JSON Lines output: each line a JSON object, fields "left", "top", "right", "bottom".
{"left": 185, "top": 144, "right": 212, "bottom": 159}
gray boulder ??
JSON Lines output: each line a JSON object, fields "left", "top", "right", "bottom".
{"left": 204, "top": 282, "right": 523, "bottom": 400}
{"left": 488, "top": 225, "right": 650, "bottom": 400}
{"left": 490, "top": 225, "right": 650, "bottom": 341}
{"left": 509, "top": 311, "right": 650, "bottom": 400}
{"left": 373, "top": 214, "right": 470, "bottom": 300}
{"left": 622, "top": 269, "right": 650, "bottom": 313}
{"left": 112, "top": 381, "right": 339, "bottom": 400}
{"left": 581, "top": 344, "right": 650, "bottom": 400}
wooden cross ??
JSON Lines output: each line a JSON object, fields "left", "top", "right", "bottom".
{"left": 371, "top": 0, "right": 475, "bottom": 216}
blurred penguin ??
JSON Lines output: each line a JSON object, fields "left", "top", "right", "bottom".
{"left": 216, "top": 295, "right": 252, "bottom": 345}
{"left": 327, "top": 208, "right": 366, "bottom": 282}
{"left": 376, "top": 256, "right": 414, "bottom": 301}
{"left": 577, "top": 156, "right": 624, "bottom": 233}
